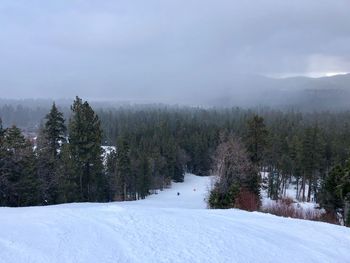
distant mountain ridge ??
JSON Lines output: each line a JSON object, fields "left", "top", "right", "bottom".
{"left": 1, "top": 73, "right": 350, "bottom": 111}
{"left": 207, "top": 73, "right": 350, "bottom": 110}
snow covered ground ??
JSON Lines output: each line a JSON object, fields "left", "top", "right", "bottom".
{"left": 1, "top": 174, "right": 350, "bottom": 263}
{"left": 260, "top": 171, "right": 324, "bottom": 216}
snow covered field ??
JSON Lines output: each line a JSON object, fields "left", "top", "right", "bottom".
{"left": 1, "top": 174, "right": 349, "bottom": 263}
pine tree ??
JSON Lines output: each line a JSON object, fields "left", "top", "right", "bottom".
{"left": 0, "top": 126, "right": 39, "bottom": 206}
{"left": 136, "top": 152, "right": 151, "bottom": 199}
{"left": 56, "top": 143, "right": 79, "bottom": 203}
{"left": 68, "top": 97, "right": 104, "bottom": 202}
{"left": 105, "top": 148, "right": 118, "bottom": 201}
{"left": 35, "top": 104, "right": 66, "bottom": 204}
{"left": 115, "top": 136, "right": 131, "bottom": 201}
{"left": 289, "top": 135, "right": 303, "bottom": 199}
{"left": 0, "top": 118, "right": 4, "bottom": 139}
{"left": 44, "top": 102, "right": 66, "bottom": 157}
{"left": 320, "top": 161, "right": 350, "bottom": 225}
{"left": 320, "top": 165, "right": 344, "bottom": 213}
{"left": 36, "top": 127, "right": 59, "bottom": 204}
{"left": 16, "top": 143, "right": 39, "bottom": 206}
{"left": 0, "top": 118, "right": 6, "bottom": 205}
{"left": 301, "top": 126, "right": 325, "bottom": 202}
{"left": 245, "top": 115, "right": 268, "bottom": 167}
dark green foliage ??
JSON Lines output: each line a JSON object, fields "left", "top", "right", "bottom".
{"left": 300, "top": 126, "right": 325, "bottom": 202}
{"left": 115, "top": 137, "right": 131, "bottom": 200}
{"left": 105, "top": 148, "right": 118, "bottom": 201}
{"left": 68, "top": 96, "right": 104, "bottom": 202}
{"left": 0, "top": 118, "right": 3, "bottom": 138}
{"left": 320, "top": 160, "right": 350, "bottom": 226}
{"left": 35, "top": 104, "right": 67, "bottom": 204}
{"left": 102, "top": 113, "right": 189, "bottom": 201}
{"left": 267, "top": 171, "right": 280, "bottom": 200}
{"left": 135, "top": 153, "right": 151, "bottom": 199}
{"left": 320, "top": 165, "right": 344, "bottom": 212}
{"left": 98, "top": 108, "right": 218, "bottom": 177}
{"left": 56, "top": 144, "right": 79, "bottom": 203}
{"left": 44, "top": 102, "right": 66, "bottom": 157}
{"left": 0, "top": 126, "right": 39, "bottom": 206}
{"left": 36, "top": 128, "right": 59, "bottom": 204}
{"left": 209, "top": 184, "right": 240, "bottom": 209}
{"left": 97, "top": 107, "right": 350, "bottom": 210}
{"left": 245, "top": 115, "right": 268, "bottom": 166}
{"left": 3, "top": 101, "right": 350, "bottom": 219}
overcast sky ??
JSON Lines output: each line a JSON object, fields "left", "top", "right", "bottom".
{"left": 0, "top": 0, "right": 350, "bottom": 101}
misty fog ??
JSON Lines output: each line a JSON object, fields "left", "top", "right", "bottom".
{"left": 0, "top": 0, "right": 350, "bottom": 106}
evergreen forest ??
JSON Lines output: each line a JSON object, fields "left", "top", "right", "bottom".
{"left": 1, "top": 98, "right": 349, "bottom": 225}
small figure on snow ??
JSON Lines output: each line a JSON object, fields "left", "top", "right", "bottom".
{"left": 177, "top": 192, "right": 180, "bottom": 196}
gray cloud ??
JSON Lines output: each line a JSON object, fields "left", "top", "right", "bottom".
{"left": 0, "top": 0, "right": 350, "bottom": 101}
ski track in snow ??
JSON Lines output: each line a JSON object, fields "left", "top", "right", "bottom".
{"left": 0, "top": 174, "right": 349, "bottom": 263}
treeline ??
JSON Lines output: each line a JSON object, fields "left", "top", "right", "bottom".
{"left": 0, "top": 100, "right": 350, "bottom": 224}
{"left": 98, "top": 107, "right": 350, "bottom": 223}
{"left": 0, "top": 98, "right": 188, "bottom": 206}
{"left": 0, "top": 97, "right": 105, "bottom": 206}
{"left": 99, "top": 106, "right": 350, "bottom": 199}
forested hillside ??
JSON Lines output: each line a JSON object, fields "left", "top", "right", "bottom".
{"left": 1, "top": 99, "right": 350, "bottom": 225}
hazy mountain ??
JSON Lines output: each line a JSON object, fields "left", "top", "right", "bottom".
{"left": 1, "top": 73, "right": 350, "bottom": 111}
{"left": 206, "top": 73, "right": 350, "bottom": 110}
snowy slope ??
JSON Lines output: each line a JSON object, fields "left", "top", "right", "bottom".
{"left": 0, "top": 174, "right": 349, "bottom": 263}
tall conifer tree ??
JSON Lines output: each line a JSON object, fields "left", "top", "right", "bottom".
{"left": 0, "top": 126, "right": 39, "bottom": 206}
{"left": 68, "top": 96, "right": 103, "bottom": 201}
{"left": 245, "top": 115, "right": 268, "bottom": 167}
{"left": 44, "top": 102, "right": 66, "bottom": 157}
{"left": 116, "top": 137, "right": 131, "bottom": 201}
{"left": 36, "top": 103, "right": 67, "bottom": 204}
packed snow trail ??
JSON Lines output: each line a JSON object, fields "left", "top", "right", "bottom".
{"left": 1, "top": 174, "right": 350, "bottom": 263}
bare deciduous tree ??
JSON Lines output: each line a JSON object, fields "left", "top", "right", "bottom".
{"left": 215, "top": 136, "right": 258, "bottom": 193}
{"left": 209, "top": 135, "right": 260, "bottom": 209}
